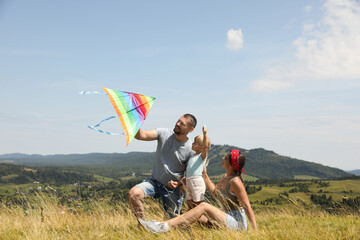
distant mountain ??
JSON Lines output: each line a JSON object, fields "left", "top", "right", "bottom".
{"left": 0, "top": 153, "right": 42, "bottom": 159}
{"left": 347, "top": 169, "right": 360, "bottom": 176}
{"left": 205, "top": 145, "right": 350, "bottom": 179}
{"left": 0, "top": 163, "right": 93, "bottom": 185}
{"left": 0, "top": 152, "right": 154, "bottom": 166}
{"left": 0, "top": 152, "right": 156, "bottom": 178}
{"left": 0, "top": 145, "right": 351, "bottom": 179}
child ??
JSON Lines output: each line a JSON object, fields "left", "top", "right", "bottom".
{"left": 169, "top": 126, "right": 211, "bottom": 209}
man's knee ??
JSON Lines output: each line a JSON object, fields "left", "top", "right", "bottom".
{"left": 129, "top": 186, "right": 145, "bottom": 201}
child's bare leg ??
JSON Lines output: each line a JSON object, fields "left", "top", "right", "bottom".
{"left": 187, "top": 200, "right": 196, "bottom": 209}
{"left": 187, "top": 199, "right": 203, "bottom": 209}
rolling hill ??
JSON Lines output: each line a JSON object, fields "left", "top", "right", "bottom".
{"left": 347, "top": 169, "right": 360, "bottom": 176}
{"left": 0, "top": 145, "right": 351, "bottom": 180}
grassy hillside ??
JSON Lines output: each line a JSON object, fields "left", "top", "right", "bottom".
{"left": 247, "top": 179, "right": 360, "bottom": 206}
{"left": 1, "top": 158, "right": 358, "bottom": 239}
{"left": 0, "top": 193, "right": 359, "bottom": 240}
{"left": 0, "top": 172, "right": 359, "bottom": 239}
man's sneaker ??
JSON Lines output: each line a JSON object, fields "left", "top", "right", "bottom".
{"left": 138, "top": 219, "right": 170, "bottom": 234}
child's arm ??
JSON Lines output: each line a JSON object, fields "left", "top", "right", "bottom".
{"left": 201, "top": 125, "right": 209, "bottom": 160}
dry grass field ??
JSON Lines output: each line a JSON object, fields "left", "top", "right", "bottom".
{"left": 0, "top": 194, "right": 359, "bottom": 240}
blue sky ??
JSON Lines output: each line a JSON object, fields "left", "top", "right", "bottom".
{"left": 1, "top": 0, "right": 359, "bottom": 170}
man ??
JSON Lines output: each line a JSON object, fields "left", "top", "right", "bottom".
{"left": 128, "top": 114, "right": 197, "bottom": 219}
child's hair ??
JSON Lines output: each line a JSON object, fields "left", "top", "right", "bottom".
{"left": 228, "top": 150, "right": 246, "bottom": 181}
{"left": 195, "top": 135, "right": 211, "bottom": 150}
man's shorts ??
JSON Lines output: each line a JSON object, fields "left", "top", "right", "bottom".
{"left": 225, "top": 209, "right": 247, "bottom": 230}
{"left": 136, "top": 178, "right": 183, "bottom": 219}
{"left": 185, "top": 176, "right": 206, "bottom": 202}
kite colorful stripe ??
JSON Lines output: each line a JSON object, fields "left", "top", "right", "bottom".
{"left": 102, "top": 87, "right": 155, "bottom": 146}
{"left": 81, "top": 87, "right": 156, "bottom": 146}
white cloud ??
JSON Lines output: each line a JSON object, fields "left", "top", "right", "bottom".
{"left": 304, "top": 5, "right": 313, "bottom": 13}
{"left": 226, "top": 28, "right": 244, "bottom": 51}
{"left": 253, "top": 0, "right": 360, "bottom": 92}
{"left": 252, "top": 78, "right": 293, "bottom": 92}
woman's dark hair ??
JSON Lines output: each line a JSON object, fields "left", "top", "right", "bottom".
{"left": 228, "top": 150, "right": 246, "bottom": 181}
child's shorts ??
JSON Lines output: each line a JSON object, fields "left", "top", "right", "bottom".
{"left": 186, "top": 176, "right": 206, "bottom": 202}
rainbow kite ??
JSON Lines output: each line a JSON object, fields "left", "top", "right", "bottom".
{"left": 82, "top": 87, "right": 156, "bottom": 146}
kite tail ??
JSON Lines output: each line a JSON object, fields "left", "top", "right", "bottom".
{"left": 80, "top": 90, "right": 124, "bottom": 136}
{"left": 88, "top": 116, "right": 125, "bottom": 136}
{"left": 78, "top": 91, "right": 106, "bottom": 95}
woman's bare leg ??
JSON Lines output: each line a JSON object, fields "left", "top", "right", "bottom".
{"left": 165, "top": 202, "right": 226, "bottom": 228}
{"left": 187, "top": 200, "right": 210, "bottom": 224}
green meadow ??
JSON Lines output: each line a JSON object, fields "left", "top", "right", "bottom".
{"left": 0, "top": 177, "right": 359, "bottom": 239}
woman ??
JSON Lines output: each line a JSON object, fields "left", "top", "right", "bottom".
{"left": 138, "top": 149, "right": 257, "bottom": 233}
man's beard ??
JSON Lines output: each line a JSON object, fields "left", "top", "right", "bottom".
{"left": 173, "top": 126, "right": 181, "bottom": 134}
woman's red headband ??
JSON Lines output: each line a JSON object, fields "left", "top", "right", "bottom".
{"left": 231, "top": 150, "right": 245, "bottom": 173}
{"left": 231, "top": 150, "right": 239, "bottom": 171}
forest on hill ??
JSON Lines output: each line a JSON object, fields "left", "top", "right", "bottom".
{"left": 0, "top": 144, "right": 351, "bottom": 180}
{"left": 0, "top": 163, "right": 93, "bottom": 185}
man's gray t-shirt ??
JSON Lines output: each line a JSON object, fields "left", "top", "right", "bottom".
{"left": 151, "top": 128, "right": 194, "bottom": 186}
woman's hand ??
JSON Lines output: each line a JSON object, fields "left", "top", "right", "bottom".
{"left": 202, "top": 165, "right": 208, "bottom": 177}
{"left": 202, "top": 165, "right": 217, "bottom": 197}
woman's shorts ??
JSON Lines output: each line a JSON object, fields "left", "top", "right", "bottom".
{"left": 185, "top": 177, "right": 206, "bottom": 202}
{"left": 225, "top": 209, "right": 247, "bottom": 230}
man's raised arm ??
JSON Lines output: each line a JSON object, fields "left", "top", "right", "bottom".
{"left": 135, "top": 128, "right": 158, "bottom": 141}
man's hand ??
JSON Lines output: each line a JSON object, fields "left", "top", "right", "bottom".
{"left": 135, "top": 129, "right": 157, "bottom": 141}
{"left": 168, "top": 180, "right": 179, "bottom": 189}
